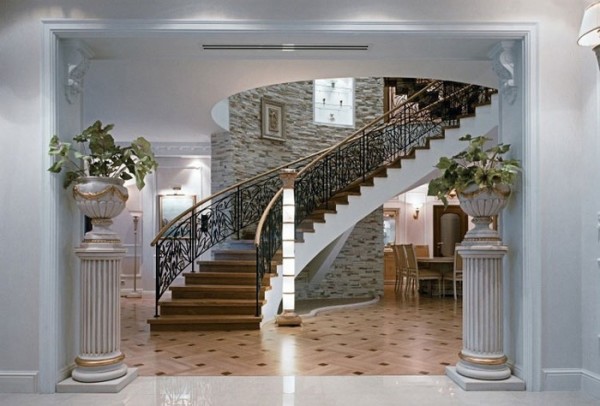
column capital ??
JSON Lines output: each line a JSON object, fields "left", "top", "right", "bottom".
{"left": 280, "top": 168, "right": 298, "bottom": 189}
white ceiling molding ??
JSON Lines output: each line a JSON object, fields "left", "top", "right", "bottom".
{"left": 152, "top": 142, "right": 211, "bottom": 157}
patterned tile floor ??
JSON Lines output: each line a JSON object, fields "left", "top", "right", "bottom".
{"left": 121, "top": 286, "right": 462, "bottom": 376}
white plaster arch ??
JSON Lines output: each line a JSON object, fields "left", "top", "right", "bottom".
{"left": 41, "top": 20, "right": 539, "bottom": 392}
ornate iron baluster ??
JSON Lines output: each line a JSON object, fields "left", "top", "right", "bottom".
{"left": 255, "top": 80, "right": 496, "bottom": 317}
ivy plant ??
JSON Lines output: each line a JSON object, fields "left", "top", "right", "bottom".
{"left": 427, "top": 134, "right": 521, "bottom": 206}
{"left": 48, "top": 120, "right": 158, "bottom": 189}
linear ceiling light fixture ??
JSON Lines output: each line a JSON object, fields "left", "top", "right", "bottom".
{"left": 202, "top": 44, "right": 369, "bottom": 51}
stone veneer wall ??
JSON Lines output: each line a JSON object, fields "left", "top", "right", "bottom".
{"left": 212, "top": 78, "right": 383, "bottom": 188}
{"left": 295, "top": 208, "right": 384, "bottom": 300}
{"left": 210, "top": 131, "right": 234, "bottom": 193}
{"left": 211, "top": 78, "right": 384, "bottom": 298}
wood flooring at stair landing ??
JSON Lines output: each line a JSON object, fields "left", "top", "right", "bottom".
{"left": 122, "top": 286, "right": 462, "bottom": 376}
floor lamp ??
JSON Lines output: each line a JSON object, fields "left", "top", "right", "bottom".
{"left": 127, "top": 210, "right": 143, "bottom": 298}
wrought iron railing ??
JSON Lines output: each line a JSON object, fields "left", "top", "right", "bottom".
{"left": 254, "top": 80, "right": 495, "bottom": 315}
{"left": 152, "top": 78, "right": 494, "bottom": 319}
{"left": 151, "top": 156, "right": 322, "bottom": 317}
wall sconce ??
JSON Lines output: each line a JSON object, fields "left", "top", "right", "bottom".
{"left": 413, "top": 203, "right": 422, "bottom": 220}
{"left": 578, "top": 2, "right": 600, "bottom": 68}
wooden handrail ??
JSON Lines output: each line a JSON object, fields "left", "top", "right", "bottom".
{"left": 254, "top": 80, "right": 443, "bottom": 247}
{"left": 297, "top": 81, "right": 442, "bottom": 177}
{"left": 152, "top": 149, "right": 323, "bottom": 246}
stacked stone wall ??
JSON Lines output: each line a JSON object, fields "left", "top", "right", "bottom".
{"left": 211, "top": 77, "right": 385, "bottom": 298}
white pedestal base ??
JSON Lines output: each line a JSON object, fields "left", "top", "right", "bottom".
{"left": 72, "top": 362, "right": 128, "bottom": 383}
{"left": 126, "top": 290, "right": 143, "bottom": 298}
{"left": 57, "top": 368, "right": 137, "bottom": 393}
{"left": 456, "top": 360, "right": 511, "bottom": 380}
{"left": 446, "top": 366, "right": 525, "bottom": 391}
{"left": 73, "top": 244, "right": 130, "bottom": 384}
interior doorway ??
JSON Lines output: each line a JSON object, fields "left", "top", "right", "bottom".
{"left": 41, "top": 19, "right": 534, "bottom": 391}
{"left": 432, "top": 205, "right": 468, "bottom": 257}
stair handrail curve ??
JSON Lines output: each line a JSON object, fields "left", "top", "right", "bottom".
{"left": 254, "top": 80, "right": 496, "bottom": 315}
{"left": 148, "top": 84, "right": 431, "bottom": 316}
{"left": 150, "top": 147, "right": 334, "bottom": 317}
{"left": 252, "top": 80, "right": 443, "bottom": 314}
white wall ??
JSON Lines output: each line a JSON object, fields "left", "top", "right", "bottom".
{"left": 0, "top": 0, "right": 595, "bottom": 395}
{"left": 84, "top": 60, "right": 215, "bottom": 143}
{"left": 579, "top": 12, "right": 600, "bottom": 397}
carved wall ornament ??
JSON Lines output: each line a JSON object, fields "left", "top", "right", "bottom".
{"left": 64, "top": 40, "right": 94, "bottom": 104}
{"left": 489, "top": 41, "right": 517, "bottom": 105}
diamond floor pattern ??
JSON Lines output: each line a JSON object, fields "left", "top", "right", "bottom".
{"left": 121, "top": 286, "right": 462, "bottom": 376}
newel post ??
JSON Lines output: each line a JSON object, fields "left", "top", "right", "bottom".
{"left": 276, "top": 168, "right": 302, "bottom": 327}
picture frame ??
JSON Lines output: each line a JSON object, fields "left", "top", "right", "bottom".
{"left": 261, "top": 97, "right": 285, "bottom": 141}
{"left": 157, "top": 194, "right": 197, "bottom": 231}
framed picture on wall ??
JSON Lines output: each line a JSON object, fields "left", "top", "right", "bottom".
{"left": 261, "top": 97, "right": 285, "bottom": 141}
{"left": 157, "top": 194, "right": 197, "bottom": 231}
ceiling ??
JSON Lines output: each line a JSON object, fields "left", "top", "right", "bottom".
{"left": 76, "top": 29, "right": 503, "bottom": 143}
{"left": 83, "top": 33, "right": 501, "bottom": 62}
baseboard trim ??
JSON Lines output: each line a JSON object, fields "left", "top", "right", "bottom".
{"left": 542, "top": 368, "right": 582, "bottom": 391}
{"left": 542, "top": 367, "right": 600, "bottom": 397}
{"left": 0, "top": 371, "right": 38, "bottom": 393}
{"left": 582, "top": 369, "right": 600, "bottom": 399}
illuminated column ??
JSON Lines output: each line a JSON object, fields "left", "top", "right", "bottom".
{"left": 276, "top": 169, "right": 302, "bottom": 327}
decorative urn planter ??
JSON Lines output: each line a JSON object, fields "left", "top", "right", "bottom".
{"left": 458, "top": 184, "right": 510, "bottom": 245}
{"left": 72, "top": 176, "right": 129, "bottom": 244}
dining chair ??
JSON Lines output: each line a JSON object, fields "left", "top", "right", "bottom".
{"left": 451, "top": 245, "right": 464, "bottom": 300}
{"left": 414, "top": 244, "right": 430, "bottom": 270}
{"left": 403, "top": 243, "right": 442, "bottom": 297}
{"left": 392, "top": 244, "right": 408, "bottom": 294}
{"left": 414, "top": 244, "right": 430, "bottom": 258}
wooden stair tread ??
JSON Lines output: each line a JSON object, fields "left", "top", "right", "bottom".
{"left": 149, "top": 315, "right": 261, "bottom": 323}
{"left": 184, "top": 272, "right": 258, "bottom": 278}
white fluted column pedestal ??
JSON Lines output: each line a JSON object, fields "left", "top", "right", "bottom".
{"left": 57, "top": 242, "right": 137, "bottom": 393}
{"left": 446, "top": 244, "right": 524, "bottom": 391}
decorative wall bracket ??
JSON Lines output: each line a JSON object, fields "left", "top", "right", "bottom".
{"left": 64, "top": 40, "right": 94, "bottom": 104}
{"left": 489, "top": 41, "right": 517, "bottom": 105}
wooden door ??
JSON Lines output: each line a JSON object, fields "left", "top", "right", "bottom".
{"left": 433, "top": 205, "right": 469, "bottom": 257}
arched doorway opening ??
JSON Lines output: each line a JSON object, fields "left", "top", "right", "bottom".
{"left": 41, "top": 20, "right": 537, "bottom": 391}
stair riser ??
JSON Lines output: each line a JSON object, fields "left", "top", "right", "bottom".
{"left": 184, "top": 276, "right": 269, "bottom": 286}
{"left": 172, "top": 291, "right": 264, "bottom": 300}
{"left": 149, "top": 322, "right": 260, "bottom": 331}
{"left": 160, "top": 306, "right": 257, "bottom": 316}
{"left": 213, "top": 252, "right": 256, "bottom": 261}
{"left": 197, "top": 265, "right": 256, "bottom": 273}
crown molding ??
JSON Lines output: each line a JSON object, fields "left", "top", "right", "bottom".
{"left": 152, "top": 142, "right": 211, "bottom": 157}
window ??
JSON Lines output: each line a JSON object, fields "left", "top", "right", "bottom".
{"left": 313, "top": 78, "right": 354, "bottom": 127}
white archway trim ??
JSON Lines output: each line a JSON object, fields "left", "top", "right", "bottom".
{"left": 40, "top": 23, "right": 61, "bottom": 393}
{"left": 40, "top": 19, "right": 540, "bottom": 392}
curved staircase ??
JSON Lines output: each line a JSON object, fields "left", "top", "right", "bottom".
{"left": 148, "top": 80, "right": 499, "bottom": 331}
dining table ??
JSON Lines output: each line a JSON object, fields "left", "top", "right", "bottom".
{"left": 417, "top": 256, "right": 455, "bottom": 295}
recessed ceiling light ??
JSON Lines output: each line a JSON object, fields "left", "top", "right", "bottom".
{"left": 202, "top": 44, "right": 369, "bottom": 51}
